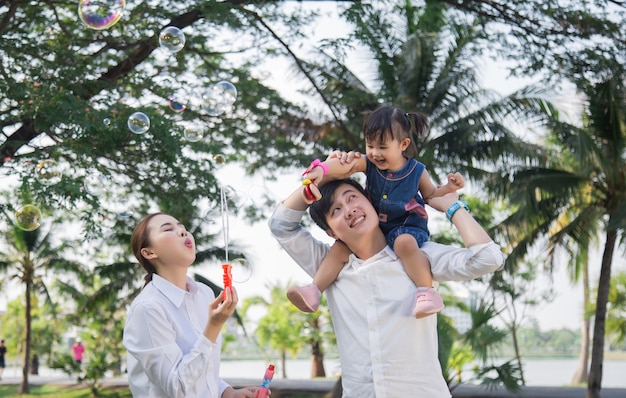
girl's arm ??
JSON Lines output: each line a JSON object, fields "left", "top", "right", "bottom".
{"left": 420, "top": 170, "right": 465, "bottom": 201}
{"left": 303, "top": 154, "right": 366, "bottom": 185}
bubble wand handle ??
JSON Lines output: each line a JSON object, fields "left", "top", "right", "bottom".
{"left": 255, "top": 364, "right": 274, "bottom": 398}
{"left": 222, "top": 263, "right": 232, "bottom": 295}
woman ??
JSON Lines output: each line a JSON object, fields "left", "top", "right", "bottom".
{"left": 123, "top": 212, "right": 262, "bottom": 397}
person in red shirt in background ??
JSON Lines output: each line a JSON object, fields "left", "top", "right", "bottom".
{"left": 72, "top": 339, "right": 85, "bottom": 365}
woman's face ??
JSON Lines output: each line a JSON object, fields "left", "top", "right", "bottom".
{"left": 142, "top": 214, "right": 196, "bottom": 269}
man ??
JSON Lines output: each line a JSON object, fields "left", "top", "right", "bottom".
{"left": 268, "top": 174, "right": 504, "bottom": 397}
{"left": 0, "top": 339, "right": 6, "bottom": 380}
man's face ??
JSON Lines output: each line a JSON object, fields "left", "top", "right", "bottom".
{"left": 324, "top": 183, "right": 379, "bottom": 242}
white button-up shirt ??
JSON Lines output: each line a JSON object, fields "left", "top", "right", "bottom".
{"left": 123, "top": 274, "right": 230, "bottom": 397}
{"left": 268, "top": 203, "right": 504, "bottom": 398}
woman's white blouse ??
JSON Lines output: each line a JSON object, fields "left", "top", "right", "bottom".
{"left": 123, "top": 274, "right": 230, "bottom": 397}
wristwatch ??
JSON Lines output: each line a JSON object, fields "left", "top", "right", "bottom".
{"left": 446, "top": 200, "right": 470, "bottom": 222}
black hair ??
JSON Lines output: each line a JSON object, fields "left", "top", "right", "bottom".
{"left": 362, "top": 105, "right": 429, "bottom": 158}
{"left": 309, "top": 178, "right": 367, "bottom": 232}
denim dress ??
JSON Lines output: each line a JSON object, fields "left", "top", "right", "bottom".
{"left": 365, "top": 157, "right": 429, "bottom": 248}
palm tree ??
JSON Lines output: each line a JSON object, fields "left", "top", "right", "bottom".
{"left": 281, "top": 1, "right": 552, "bottom": 185}
{"left": 0, "top": 213, "right": 83, "bottom": 394}
{"left": 284, "top": 1, "right": 555, "bottom": 389}
{"left": 494, "top": 70, "right": 626, "bottom": 398}
{"left": 241, "top": 282, "right": 309, "bottom": 379}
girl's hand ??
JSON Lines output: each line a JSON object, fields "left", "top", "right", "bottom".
{"left": 447, "top": 172, "right": 465, "bottom": 191}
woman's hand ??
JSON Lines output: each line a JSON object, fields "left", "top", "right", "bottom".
{"left": 222, "top": 386, "right": 270, "bottom": 397}
{"left": 204, "top": 286, "right": 238, "bottom": 342}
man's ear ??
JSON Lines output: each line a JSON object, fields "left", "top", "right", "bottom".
{"left": 141, "top": 247, "right": 157, "bottom": 260}
{"left": 325, "top": 230, "right": 337, "bottom": 239}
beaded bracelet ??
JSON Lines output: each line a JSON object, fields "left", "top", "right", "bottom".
{"left": 302, "top": 179, "right": 320, "bottom": 203}
{"left": 302, "top": 159, "right": 329, "bottom": 176}
{"left": 446, "top": 200, "right": 469, "bottom": 222}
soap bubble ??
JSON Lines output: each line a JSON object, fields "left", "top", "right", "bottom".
{"left": 84, "top": 172, "right": 111, "bottom": 196}
{"left": 127, "top": 112, "right": 150, "bottom": 134}
{"left": 182, "top": 123, "right": 205, "bottom": 142}
{"left": 114, "top": 197, "right": 133, "bottom": 219}
{"left": 213, "top": 153, "right": 226, "bottom": 166}
{"left": 223, "top": 185, "right": 248, "bottom": 208}
{"left": 35, "top": 159, "right": 62, "bottom": 186}
{"left": 159, "top": 26, "right": 186, "bottom": 53}
{"left": 168, "top": 94, "right": 187, "bottom": 113}
{"left": 229, "top": 258, "right": 253, "bottom": 283}
{"left": 204, "top": 81, "right": 237, "bottom": 116}
{"left": 103, "top": 118, "right": 111, "bottom": 127}
{"left": 201, "top": 207, "right": 221, "bottom": 223}
{"left": 15, "top": 205, "right": 42, "bottom": 231}
{"left": 78, "top": 0, "right": 126, "bottom": 30}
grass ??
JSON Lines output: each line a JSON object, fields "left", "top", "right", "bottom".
{"left": 0, "top": 385, "right": 132, "bottom": 398}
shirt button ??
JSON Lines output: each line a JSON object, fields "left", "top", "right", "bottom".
{"left": 387, "top": 173, "right": 393, "bottom": 177}
{"left": 382, "top": 194, "right": 387, "bottom": 199}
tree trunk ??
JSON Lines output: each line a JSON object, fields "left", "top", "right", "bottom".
{"left": 572, "top": 254, "right": 590, "bottom": 384}
{"left": 509, "top": 323, "right": 525, "bottom": 385}
{"left": 281, "top": 350, "right": 287, "bottom": 379}
{"left": 30, "top": 354, "right": 39, "bottom": 375}
{"left": 586, "top": 230, "right": 617, "bottom": 398}
{"left": 310, "top": 340, "right": 326, "bottom": 378}
{"left": 19, "top": 281, "right": 32, "bottom": 394}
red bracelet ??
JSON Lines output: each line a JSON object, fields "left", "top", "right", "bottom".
{"left": 302, "top": 179, "right": 320, "bottom": 203}
{"left": 302, "top": 159, "right": 328, "bottom": 176}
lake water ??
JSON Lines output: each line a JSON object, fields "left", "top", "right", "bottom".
{"left": 2, "top": 358, "right": 624, "bottom": 389}
{"left": 220, "top": 358, "right": 626, "bottom": 388}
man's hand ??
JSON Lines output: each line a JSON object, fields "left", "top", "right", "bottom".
{"left": 327, "top": 150, "right": 362, "bottom": 165}
{"left": 427, "top": 192, "right": 459, "bottom": 212}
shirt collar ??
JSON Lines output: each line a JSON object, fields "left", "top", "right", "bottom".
{"left": 152, "top": 274, "right": 197, "bottom": 308}
{"left": 382, "top": 246, "right": 398, "bottom": 260}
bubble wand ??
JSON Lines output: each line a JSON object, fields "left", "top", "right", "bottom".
{"left": 255, "top": 364, "right": 274, "bottom": 398}
{"left": 220, "top": 185, "right": 233, "bottom": 296}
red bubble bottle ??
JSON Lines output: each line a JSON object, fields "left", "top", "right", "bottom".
{"left": 255, "top": 364, "right": 275, "bottom": 398}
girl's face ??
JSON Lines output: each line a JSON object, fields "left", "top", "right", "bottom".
{"left": 365, "top": 135, "right": 411, "bottom": 171}
{"left": 141, "top": 214, "right": 196, "bottom": 269}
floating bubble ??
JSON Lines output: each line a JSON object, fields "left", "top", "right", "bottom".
{"left": 103, "top": 118, "right": 111, "bottom": 127}
{"left": 84, "top": 172, "right": 111, "bottom": 196}
{"left": 159, "top": 26, "right": 186, "bottom": 53}
{"left": 223, "top": 185, "right": 248, "bottom": 208}
{"left": 15, "top": 205, "right": 42, "bottom": 231}
{"left": 78, "top": 0, "right": 126, "bottom": 30}
{"left": 230, "top": 258, "right": 253, "bottom": 283}
{"left": 127, "top": 112, "right": 150, "bottom": 134}
{"left": 168, "top": 95, "right": 187, "bottom": 113}
{"left": 201, "top": 206, "right": 221, "bottom": 223}
{"left": 114, "top": 197, "right": 133, "bottom": 219}
{"left": 204, "top": 81, "right": 237, "bottom": 117}
{"left": 35, "top": 159, "right": 62, "bottom": 186}
{"left": 213, "top": 153, "right": 226, "bottom": 166}
{"left": 183, "top": 124, "right": 205, "bottom": 142}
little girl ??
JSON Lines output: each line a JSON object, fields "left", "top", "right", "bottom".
{"left": 288, "top": 105, "right": 465, "bottom": 318}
